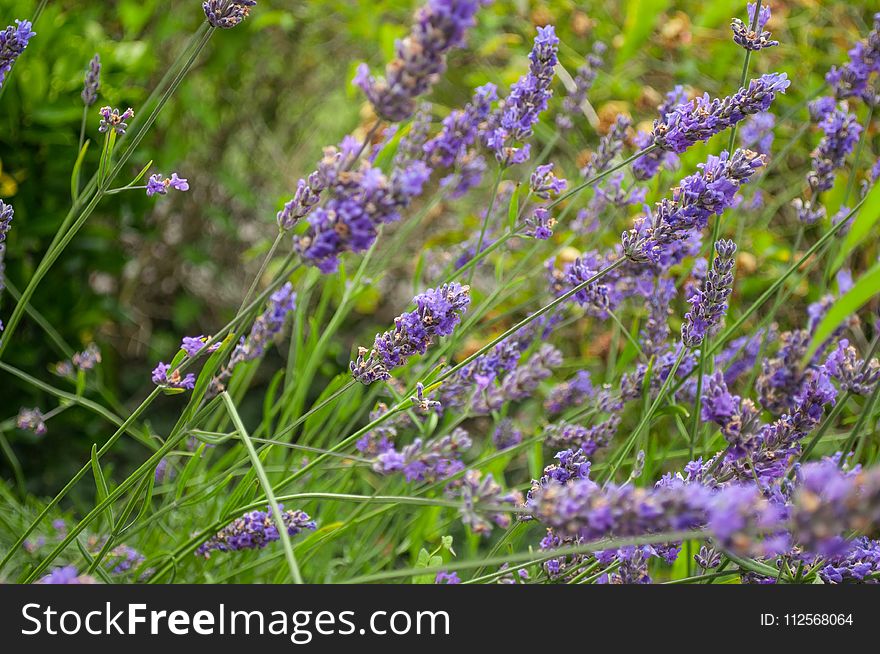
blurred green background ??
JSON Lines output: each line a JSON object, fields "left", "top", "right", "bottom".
{"left": 0, "top": 0, "right": 876, "bottom": 496}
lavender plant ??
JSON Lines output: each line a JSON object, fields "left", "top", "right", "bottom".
{"left": 4, "top": 1, "right": 880, "bottom": 589}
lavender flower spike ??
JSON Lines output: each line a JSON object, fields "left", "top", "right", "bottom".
{"left": 681, "top": 239, "right": 737, "bottom": 348}
{"left": 0, "top": 20, "right": 36, "bottom": 89}
{"left": 196, "top": 506, "right": 316, "bottom": 557}
{"left": 651, "top": 73, "right": 789, "bottom": 154}
{"left": 484, "top": 25, "right": 559, "bottom": 166}
{"left": 623, "top": 150, "right": 765, "bottom": 265}
{"left": 82, "top": 54, "right": 101, "bottom": 107}
{"left": 351, "top": 283, "right": 471, "bottom": 384}
{"left": 556, "top": 42, "right": 605, "bottom": 131}
{"left": 354, "top": 0, "right": 489, "bottom": 123}
{"left": 731, "top": 3, "right": 778, "bottom": 51}
{"left": 203, "top": 1, "right": 257, "bottom": 29}
{"left": 807, "top": 103, "right": 862, "bottom": 193}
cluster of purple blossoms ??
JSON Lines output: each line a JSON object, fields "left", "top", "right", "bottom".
{"left": 203, "top": 1, "right": 257, "bottom": 29}
{"left": 447, "top": 470, "right": 522, "bottom": 535}
{"left": 434, "top": 571, "right": 461, "bottom": 584}
{"left": 492, "top": 419, "right": 523, "bottom": 450}
{"left": 525, "top": 447, "right": 593, "bottom": 511}
{"left": 547, "top": 256, "right": 611, "bottom": 316}
{"left": 98, "top": 106, "right": 134, "bottom": 135}
{"left": 38, "top": 566, "right": 96, "bottom": 585}
{"left": 425, "top": 83, "right": 496, "bottom": 168}
{"left": 484, "top": 26, "right": 559, "bottom": 166}
{"left": 529, "top": 163, "right": 567, "bottom": 200}
{"left": 532, "top": 474, "right": 789, "bottom": 557}
{"left": 351, "top": 283, "right": 471, "bottom": 384}
{"left": 740, "top": 111, "right": 775, "bottom": 154}
{"left": 622, "top": 149, "right": 765, "bottom": 265}
{"left": 819, "top": 537, "right": 880, "bottom": 583}
{"left": 146, "top": 173, "right": 189, "bottom": 197}
{"left": 525, "top": 206, "right": 555, "bottom": 240}
{"left": 180, "top": 335, "right": 221, "bottom": 358}
{"left": 0, "top": 19, "right": 35, "bottom": 88}
{"left": 731, "top": 3, "right": 778, "bottom": 51}
{"left": 542, "top": 418, "right": 617, "bottom": 457}
{"left": 71, "top": 343, "right": 102, "bottom": 371}
{"left": 791, "top": 197, "right": 826, "bottom": 225}
{"left": 824, "top": 339, "right": 880, "bottom": 396}
{"left": 436, "top": 333, "right": 527, "bottom": 409}
{"left": 373, "top": 428, "right": 472, "bottom": 483}
{"left": 81, "top": 54, "right": 101, "bottom": 107}
{"left": 410, "top": 382, "right": 442, "bottom": 414}
{"left": 196, "top": 506, "right": 316, "bottom": 558}
{"left": 0, "top": 200, "right": 14, "bottom": 330}
{"left": 544, "top": 370, "right": 595, "bottom": 414}
{"left": 556, "top": 42, "right": 605, "bottom": 131}
{"left": 650, "top": 74, "right": 789, "bottom": 154}
{"left": 632, "top": 85, "right": 689, "bottom": 181}
{"left": 105, "top": 545, "right": 146, "bottom": 575}
{"left": 472, "top": 344, "right": 562, "bottom": 413}
{"left": 211, "top": 282, "right": 296, "bottom": 393}
{"left": 702, "top": 371, "right": 764, "bottom": 459}
{"left": 681, "top": 239, "right": 737, "bottom": 348}
{"left": 807, "top": 103, "right": 862, "bottom": 193}
{"left": 641, "top": 277, "right": 676, "bottom": 357}
{"left": 756, "top": 329, "right": 811, "bottom": 415}
{"left": 17, "top": 407, "right": 47, "bottom": 436}
{"left": 151, "top": 362, "right": 196, "bottom": 391}
{"left": 355, "top": 0, "right": 489, "bottom": 123}
{"left": 294, "top": 134, "right": 430, "bottom": 272}
{"left": 825, "top": 13, "right": 880, "bottom": 104}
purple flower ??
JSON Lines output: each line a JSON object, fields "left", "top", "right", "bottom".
{"left": 211, "top": 283, "right": 296, "bottom": 393}
{"left": 351, "top": 283, "right": 471, "bottom": 384}
{"left": 681, "top": 239, "right": 737, "bottom": 348}
{"left": 435, "top": 571, "right": 461, "bottom": 584}
{"left": 492, "top": 419, "right": 523, "bottom": 450}
{"left": 556, "top": 42, "right": 605, "bottom": 131}
{"left": 447, "top": 470, "right": 522, "bottom": 535}
{"left": 525, "top": 206, "right": 555, "bottom": 240}
{"left": 544, "top": 370, "right": 595, "bottom": 414}
{"left": 373, "top": 428, "right": 472, "bottom": 483}
{"left": 0, "top": 199, "right": 12, "bottom": 243}
{"left": 203, "top": 1, "right": 257, "bottom": 29}
{"left": 38, "top": 566, "right": 96, "bottom": 585}
{"left": 484, "top": 26, "right": 559, "bottom": 166}
{"left": 354, "top": 0, "right": 489, "bottom": 122}
{"left": 808, "top": 103, "right": 862, "bottom": 193}
{"left": 529, "top": 163, "right": 567, "bottom": 199}
{"left": 739, "top": 111, "right": 775, "bottom": 154}
{"left": 17, "top": 407, "right": 47, "bottom": 436}
{"left": 151, "top": 362, "right": 196, "bottom": 391}
{"left": 623, "top": 150, "right": 765, "bottom": 265}
{"left": 0, "top": 20, "right": 35, "bottom": 89}
{"left": 651, "top": 74, "right": 789, "bottom": 154}
{"left": 81, "top": 54, "right": 101, "bottom": 107}
{"left": 825, "top": 14, "right": 880, "bottom": 104}
{"left": 633, "top": 86, "right": 689, "bottom": 181}
{"left": 180, "top": 335, "right": 221, "bottom": 358}
{"left": 824, "top": 339, "right": 880, "bottom": 396}
{"left": 196, "top": 506, "right": 316, "bottom": 558}
{"left": 791, "top": 198, "right": 826, "bottom": 225}
{"left": 98, "top": 106, "right": 134, "bottom": 135}
{"left": 731, "top": 3, "right": 778, "bottom": 51}
{"left": 411, "top": 382, "right": 442, "bottom": 414}
{"left": 425, "top": 83, "right": 497, "bottom": 167}
{"left": 543, "top": 418, "right": 617, "bottom": 457}
{"left": 146, "top": 173, "right": 189, "bottom": 197}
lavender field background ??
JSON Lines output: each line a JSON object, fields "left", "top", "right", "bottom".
{"left": 1, "top": 0, "right": 880, "bottom": 584}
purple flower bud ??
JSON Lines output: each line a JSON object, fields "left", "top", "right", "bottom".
{"left": 0, "top": 19, "right": 35, "bottom": 89}
{"left": 98, "top": 106, "right": 134, "bottom": 135}
{"left": 203, "top": 1, "right": 257, "bottom": 29}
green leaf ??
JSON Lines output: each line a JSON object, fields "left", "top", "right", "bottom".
{"left": 832, "top": 183, "right": 880, "bottom": 273}
{"left": 507, "top": 182, "right": 521, "bottom": 231}
{"left": 70, "top": 140, "right": 90, "bottom": 201}
{"left": 91, "top": 444, "right": 113, "bottom": 523}
{"left": 806, "top": 260, "right": 880, "bottom": 362}
{"left": 616, "top": 0, "right": 672, "bottom": 65}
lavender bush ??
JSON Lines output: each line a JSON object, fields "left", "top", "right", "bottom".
{"left": 2, "top": 1, "right": 880, "bottom": 586}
